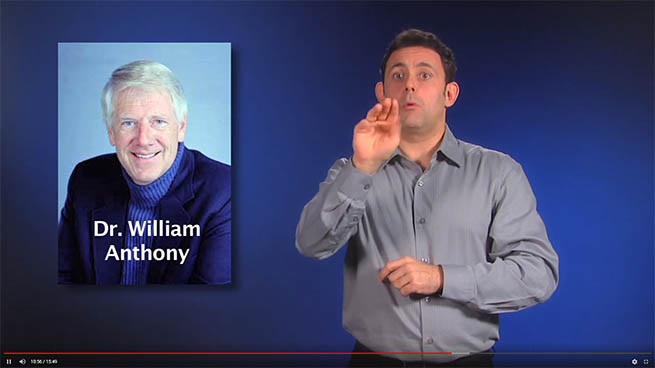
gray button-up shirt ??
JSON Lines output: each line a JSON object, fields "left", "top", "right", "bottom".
{"left": 296, "top": 126, "right": 559, "bottom": 363}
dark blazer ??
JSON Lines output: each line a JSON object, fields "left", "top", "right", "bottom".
{"left": 58, "top": 148, "right": 231, "bottom": 284}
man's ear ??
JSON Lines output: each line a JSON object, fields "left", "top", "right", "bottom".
{"left": 445, "top": 81, "right": 460, "bottom": 108}
{"left": 375, "top": 82, "right": 385, "bottom": 103}
{"left": 107, "top": 126, "right": 116, "bottom": 146}
{"left": 177, "top": 115, "right": 187, "bottom": 142}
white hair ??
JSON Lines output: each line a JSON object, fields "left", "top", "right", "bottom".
{"left": 101, "top": 60, "right": 187, "bottom": 128}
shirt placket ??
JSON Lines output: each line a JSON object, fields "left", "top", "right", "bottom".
{"left": 411, "top": 164, "right": 435, "bottom": 356}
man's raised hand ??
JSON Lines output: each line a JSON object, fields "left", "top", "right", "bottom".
{"left": 352, "top": 85, "right": 400, "bottom": 175}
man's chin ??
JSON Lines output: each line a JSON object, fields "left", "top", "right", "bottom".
{"left": 401, "top": 120, "right": 424, "bottom": 131}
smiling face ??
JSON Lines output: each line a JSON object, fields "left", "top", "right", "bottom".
{"left": 107, "top": 88, "right": 186, "bottom": 185}
{"left": 377, "top": 46, "right": 459, "bottom": 137}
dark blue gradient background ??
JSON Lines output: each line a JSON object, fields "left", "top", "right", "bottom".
{"left": 1, "top": 1, "right": 653, "bottom": 367}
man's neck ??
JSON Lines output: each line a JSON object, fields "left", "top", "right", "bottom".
{"left": 399, "top": 123, "right": 446, "bottom": 171}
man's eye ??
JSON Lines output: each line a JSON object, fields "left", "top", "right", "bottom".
{"left": 121, "top": 121, "right": 135, "bottom": 128}
{"left": 392, "top": 72, "right": 404, "bottom": 80}
{"left": 153, "top": 119, "right": 168, "bottom": 127}
{"left": 419, "top": 72, "right": 431, "bottom": 80}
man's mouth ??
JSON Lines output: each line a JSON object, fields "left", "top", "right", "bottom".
{"left": 132, "top": 151, "right": 160, "bottom": 159}
{"left": 403, "top": 102, "right": 419, "bottom": 109}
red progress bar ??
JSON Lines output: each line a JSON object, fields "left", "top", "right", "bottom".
{"left": 4, "top": 352, "right": 452, "bottom": 355}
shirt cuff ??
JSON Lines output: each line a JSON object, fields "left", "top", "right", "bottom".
{"left": 440, "top": 264, "right": 476, "bottom": 304}
{"left": 333, "top": 158, "right": 374, "bottom": 202}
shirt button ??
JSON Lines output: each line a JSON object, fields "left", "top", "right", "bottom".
{"left": 421, "top": 257, "right": 427, "bottom": 263}
{"left": 425, "top": 296, "right": 431, "bottom": 303}
{"left": 418, "top": 180, "right": 424, "bottom": 187}
{"left": 363, "top": 184, "right": 370, "bottom": 190}
{"left": 418, "top": 218, "right": 426, "bottom": 224}
{"left": 352, "top": 217, "right": 359, "bottom": 223}
{"left": 427, "top": 338, "right": 434, "bottom": 344}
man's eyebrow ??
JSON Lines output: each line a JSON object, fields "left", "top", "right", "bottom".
{"left": 388, "top": 62, "right": 407, "bottom": 70}
{"left": 117, "top": 114, "right": 171, "bottom": 120}
{"left": 388, "top": 61, "right": 436, "bottom": 71}
{"left": 416, "top": 61, "right": 435, "bottom": 69}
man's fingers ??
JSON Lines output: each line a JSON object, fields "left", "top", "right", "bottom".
{"left": 386, "top": 268, "right": 415, "bottom": 296}
{"left": 378, "top": 263, "right": 399, "bottom": 282}
{"left": 366, "top": 104, "right": 383, "bottom": 122}
{"left": 386, "top": 256, "right": 414, "bottom": 270}
{"left": 373, "top": 119, "right": 393, "bottom": 133}
{"left": 360, "top": 99, "right": 399, "bottom": 136}
{"left": 399, "top": 284, "right": 416, "bottom": 297}
{"left": 388, "top": 99, "right": 399, "bottom": 125}
{"left": 386, "top": 267, "right": 404, "bottom": 283}
{"left": 378, "top": 256, "right": 414, "bottom": 282}
{"left": 390, "top": 273, "right": 412, "bottom": 290}
{"left": 378, "top": 267, "right": 392, "bottom": 283}
{"left": 354, "top": 119, "right": 375, "bottom": 135}
{"left": 378, "top": 98, "right": 392, "bottom": 121}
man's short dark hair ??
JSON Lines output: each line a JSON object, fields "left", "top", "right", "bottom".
{"left": 380, "top": 29, "right": 457, "bottom": 84}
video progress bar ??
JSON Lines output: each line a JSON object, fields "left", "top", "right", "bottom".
{"left": 5, "top": 352, "right": 652, "bottom": 356}
{"left": 3, "top": 352, "right": 452, "bottom": 355}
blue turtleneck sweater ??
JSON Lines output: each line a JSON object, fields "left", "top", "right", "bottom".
{"left": 120, "top": 143, "right": 185, "bottom": 285}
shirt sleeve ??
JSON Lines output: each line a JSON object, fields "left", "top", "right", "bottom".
{"left": 440, "top": 161, "right": 559, "bottom": 313}
{"left": 296, "top": 158, "right": 373, "bottom": 259}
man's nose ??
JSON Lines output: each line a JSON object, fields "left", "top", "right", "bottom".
{"left": 135, "top": 121, "right": 154, "bottom": 145}
{"left": 404, "top": 76, "right": 416, "bottom": 92}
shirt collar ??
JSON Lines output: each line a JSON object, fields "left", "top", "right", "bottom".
{"left": 434, "top": 124, "right": 464, "bottom": 168}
